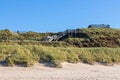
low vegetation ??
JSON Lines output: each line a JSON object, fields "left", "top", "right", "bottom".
{"left": 0, "top": 28, "right": 120, "bottom": 47}
{"left": 0, "top": 28, "right": 120, "bottom": 67}
{"left": 63, "top": 28, "right": 120, "bottom": 47}
{"left": 0, "top": 45, "right": 120, "bottom": 67}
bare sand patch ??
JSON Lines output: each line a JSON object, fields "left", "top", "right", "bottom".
{"left": 0, "top": 62, "right": 120, "bottom": 80}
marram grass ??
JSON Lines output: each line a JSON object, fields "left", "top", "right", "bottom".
{"left": 0, "top": 45, "right": 120, "bottom": 67}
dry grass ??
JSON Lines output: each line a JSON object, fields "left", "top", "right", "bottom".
{"left": 0, "top": 45, "right": 120, "bottom": 67}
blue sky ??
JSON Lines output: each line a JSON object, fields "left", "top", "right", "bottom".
{"left": 0, "top": 0, "right": 120, "bottom": 32}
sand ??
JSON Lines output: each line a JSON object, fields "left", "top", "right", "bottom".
{"left": 0, "top": 62, "right": 120, "bottom": 80}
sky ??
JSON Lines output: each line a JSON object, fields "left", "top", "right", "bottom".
{"left": 0, "top": 0, "right": 120, "bottom": 32}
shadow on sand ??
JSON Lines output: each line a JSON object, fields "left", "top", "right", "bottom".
{"left": 0, "top": 60, "right": 8, "bottom": 67}
{"left": 0, "top": 60, "right": 57, "bottom": 67}
{"left": 40, "top": 62, "right": 56, "bottom": 68}
{"left": 0, "top": 60, "right": 27, "bottom": 67}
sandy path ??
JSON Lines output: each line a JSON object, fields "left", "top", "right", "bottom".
{"left": 0, "top": 62, "right": 120, "bottom": 80}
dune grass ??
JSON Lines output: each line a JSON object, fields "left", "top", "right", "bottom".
{"left": 0, "top": 45, "right": 120, "bottom": 67}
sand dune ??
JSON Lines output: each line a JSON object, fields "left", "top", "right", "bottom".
{"left": 0, "top": 62, "right": 120, "bottom": 80}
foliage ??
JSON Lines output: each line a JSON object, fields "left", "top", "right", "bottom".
{"left": 0, "top": 45, "right": 120, "bottom": 67}
{"left": 0, "top": 28, "right": 120, "bottom": 47}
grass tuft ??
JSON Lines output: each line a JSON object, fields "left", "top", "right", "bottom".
{"left": 0, "top": 45, "right": 120, "bottom": 67}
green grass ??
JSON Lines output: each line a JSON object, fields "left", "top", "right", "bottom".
{"left": 63, "top": 28, "right": 120, "bottom": 47}
{"left": 0, "top": 45, "right": 120, "bottom": 67}
{"left": 0, "top": 28, "right": 120, "bottom": 47}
